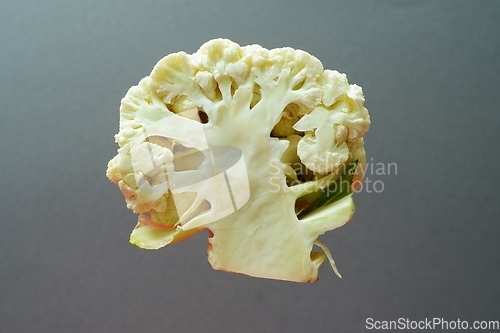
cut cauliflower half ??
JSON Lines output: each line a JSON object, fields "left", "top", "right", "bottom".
{"left": 106, "top": 38, "right": 370, "bottom": 283}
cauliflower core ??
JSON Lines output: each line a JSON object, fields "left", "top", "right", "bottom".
{"left": 106, "top": 39, "right": 370, "bottom": 282}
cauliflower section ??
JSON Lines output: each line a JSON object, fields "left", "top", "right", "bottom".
{"left": 293, "top": 70, "right": 370, "bottom": 175}
{"left": 106, "top": 39, "right": 370, "bottom": 282}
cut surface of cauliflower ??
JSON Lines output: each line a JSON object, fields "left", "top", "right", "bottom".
{"left": 106, "top": 39, "right": 370, "bottom": 282}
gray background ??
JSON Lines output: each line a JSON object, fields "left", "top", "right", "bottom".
{"left": 1, "top": 1, "right": 499, "bottom": 332}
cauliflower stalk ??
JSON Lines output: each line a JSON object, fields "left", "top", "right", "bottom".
{"left": 106, "top": 39, "right": 370, "bottom": 282}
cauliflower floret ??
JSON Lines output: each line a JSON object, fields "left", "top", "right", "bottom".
{"left": 293, "top": 71, "right": 370, "bottom": 175}
{"left": 106, "top": 39, "right": 370, "bottom": 282}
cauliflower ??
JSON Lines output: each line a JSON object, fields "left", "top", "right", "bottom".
{"left": 106, "top": 39, "right": 370, "bottom": 282}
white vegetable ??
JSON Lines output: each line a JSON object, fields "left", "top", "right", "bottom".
{"left": 106, "top": 39, "right": 370, "bottom": 282}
